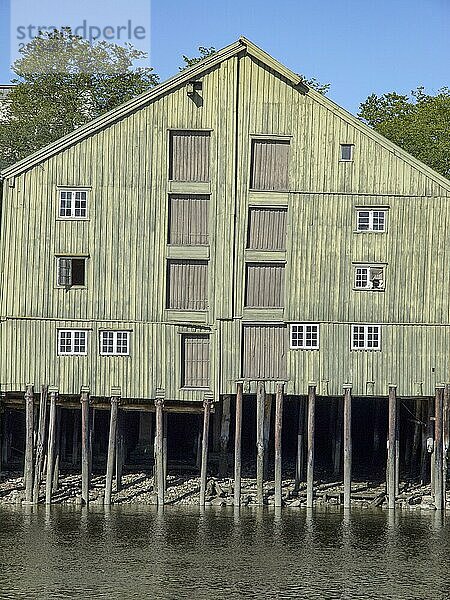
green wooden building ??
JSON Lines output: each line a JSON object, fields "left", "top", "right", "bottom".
{"left": 2, "top": 37, "right": 450, "bottom": 404}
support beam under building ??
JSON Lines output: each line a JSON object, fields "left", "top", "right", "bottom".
{"left": 256, "top": 382, "right": 266, "bottom": 506}
{"left": 234, "top": 383, "right": 243, "bottom": 507}
{"left": 274, "top": 383, "right": 284, "bottom": 508}
{"left": 45, "top": 390, "right": 58, "bottom": 505}
{"left": 343, "top": 385, "right": 352, "bottom": 509}
{"left": 80, "top": 389, "right": 90, "bottom": 506}
{"left": 24, "top": 384, "right": 34, "bottom": 503}
{"left": 199, "top": 396, "right": 212, "bottom": 507}
{"left": 306, "top": 385, "right": 316, "bottom": 509}
{"left": 434, "top": 385, "right": 445, "bottom": 510}
{"left": 387, "top": 385, "right": 398, "bottom": 510}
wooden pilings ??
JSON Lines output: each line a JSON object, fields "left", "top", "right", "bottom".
{"left": 306, "top": 384, "right": 316, "bottom": 508}
{"left": 219, "top": 396, "right": 231, "bottom": 477}
{"left": 274, "top": 384, "right": 284, "bottom": 508}
{"left": 45, "top": 390, "right": 57, "bottom": 505}
{"left": 33, "top": 386, "right": 48, "bottom": 504}
{"left": 387, "top": 385, "right": 397, "bottom": 509}
{"left": 104, "top": 395, "right": 119, "bottom": 506}
{"left": 434, "top": 385, "right": 445, "bottom": 510}
{"left": 199, "top": 397, "right": 212, "bottom": 506}
{"left": 24, "top": 384, "right": 34, "bottom": 502}
{"left": 256, "top": 382, "right": 265, "bottom": 505}
{"left": 294, "top": 397, "right": 306, "bottom": 492}
{"left": 343, "top": 385, "right": 352, "bottom": 509}
{"left": 154, "top": 397, "right": 165, "bottom": 506}
{"left": 80, "top": 389, "right": 90, "bottom": 505}
{"left": 234, "top": 383, "right": 243, "bottom": 507}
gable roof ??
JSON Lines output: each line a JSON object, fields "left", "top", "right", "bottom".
{"left": 2, "top": 36, "right": 450, "bottom": 192}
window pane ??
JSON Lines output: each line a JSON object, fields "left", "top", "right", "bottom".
{"left": 340, "top": 144, "right": 353, "bottom": 160}
{"left": 355, "top": 268, "right": 368, "bottom": 288}
{"left": 101, "top": 331, "right": 114, "bottom": 354}
{"left": 57, "top": 258, "right": 72, "bottom": 286}
{"left": 71, "top": 259, "right": 86, "bottom": 286}
{"left": 357, "top": 211, "right": 370, "bottom": 231}
{"left": 59, "top": 191, "right": 73, "bottom": 217}
{"left": 74, "top": 331, "right": 86, "bottom": 354}
{"left": 74, "top": 191, "right": 87, "bottom": 217}
{"left": 372, "top": 211, "right": 385, "bottom": 231}
{"left": 59, "top": 331, "right": 72, "bottom": 353}
{"left": 116, "top": 332, "right": 129, "bottom": 354}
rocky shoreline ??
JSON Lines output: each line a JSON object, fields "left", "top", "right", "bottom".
{"left": 0, "top": 471, "right": 446, "bottom": 510}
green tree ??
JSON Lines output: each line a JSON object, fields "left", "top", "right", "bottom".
{"left": 0, "top": 28, "right": 158, "bottom": 169}
{"left": 180, "top": 46, "right": 217, "bottom": 70}
{"left": 358, "top": 87, "right": 450, "bottom": 178}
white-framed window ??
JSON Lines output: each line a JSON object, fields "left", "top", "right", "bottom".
{"left": 290, "top": 324, "right": 319, "bottom": 349}
{"left": 56, "top": 256, "right": 87, "bottom": 287}
{"left": 59, "top": 189, "right": 88, "bottom": 218}
{"left": 58, "top": 330, "right": 88, "bottom": 355}
{"left": 354, "top": 266, "right": 385, "bottom": 290}
{"left": 100, "top": 331, "right": 130, "bottom": 356}
{"left": 351, "top": 325, "right": 381, "bottom": 351}
{"left": 340, "top": 143, "right": 354, "bottom": 161}
{"left": 356, "top": 209, "right": 387, "bottom": 232}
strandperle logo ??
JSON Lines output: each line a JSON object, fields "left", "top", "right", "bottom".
{"left": 15, "top": 20, "right": 147, "bottom": 46}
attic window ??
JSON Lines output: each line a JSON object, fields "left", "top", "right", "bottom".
{"left": 354, "top": 266, "right": 385, "bottom": 291}
{"left": 340, "top": 144, "right": 354, "bottom": 161}
{"left": 356, "top": 209, "right": 387, "bottom": 232}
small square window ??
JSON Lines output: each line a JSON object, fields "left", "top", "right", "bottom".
{"left": 340, "top": 144, "right": 354, "bottom": 161}
{"left": 354, "top": 266, "right": 385, "bottom": 290}
{"left": 59, "top": 189, "right": 88, "bottom": 218}
{"left": 56, "top": 257, "right": 87, "bottom": 287}
{"left": 58, "top": 330, "right": 88, "bottom": 355}
{"left": 351, "top": 325, "right": 381, "bottom": 351}
{"left": 290, "top": 324, "right": 319, "bottom": 349}
{"left": 100, "top": 331, "right": 130, "bottom": 356}
{"left": 356, "top": 209, "right": 387, "bottom": 232}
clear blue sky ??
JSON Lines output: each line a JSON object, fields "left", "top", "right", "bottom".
{"left": 1, "top": 0, "right": 449, "bottom": 113}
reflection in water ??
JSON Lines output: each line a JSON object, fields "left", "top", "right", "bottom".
{"left": 1, "top": 505, "right": 449, "bottom": 599}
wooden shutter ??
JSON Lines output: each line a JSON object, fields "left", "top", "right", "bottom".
{"left": 168, "top": 195, "right": 209, "bottom": 245}
{"left": 57, "top": 258, "right": 72, "bottom": 286}
{"left": 242, "top": 325, "right": 287, "bottom": 379}
{"left": 245, "top": 263, "right": 285, "bottom": 308}
{"left": 170, "top": 131, "right": 210, "bottom": 182}
{"left": 250, "top": 139, "right": 290, "bottom": 191}
{"left": 167, "top": 260, "right": 208, "bottom": 310}
{"left": 247, "top": 207, "right": 287, "bottom": 250}
{"left": 182, "top": 334, "right": 210, "bottom": 388}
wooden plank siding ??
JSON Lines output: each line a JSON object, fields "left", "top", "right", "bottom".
{"left": 1, "top": 40, "right": 450, "bottom": 401}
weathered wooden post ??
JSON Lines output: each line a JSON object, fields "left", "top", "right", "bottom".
{"left": 80, "top": 386, "right": 90, "bottom": 505}
{"left": 45, "top": 389, "right": 58, "bottom": 504}
{"left": 234, "top": 383, "right": 243, "bottom": 507}
{"left": 52, "top": 406, "right": 61, "bottom": 493}
{"left": 154, "top": 395, "right": 165, "bottom": 506}
{"left": 199, "top": 395, "right": 212, "bottom": 506}
{"left": 306, "top": 385, "right": 316, "bottom": 509}
{"left": 104, "top": 395, "right": 119, "bottom": 505}
{"left": 163, "top": 413, "right": 168, "bottom": 494}
{"left": 343, "top": 385, "right": 352, "bottom": 509}
{"left": 263, "top": 394, "right": 272, "bottom": 480}
{"left": 434, "top": 385, "right": 445, "bottom": 510}
{"left": 443, "top": 384, "right": 450, "bottom": 486}
{"left": 33, "top": 385, "right": 48, "bottom": 503}
{"left": 80, "top": 387, "right": 90, "bottom": 505}
{"left": 219, "top": 395, "right": 231, "bottom": 477}
{"left": 274, "top": 383, "right": 284, "bottom": 508}
{"left": 294, "top": 396, "right": 306, "bottom": 492}
{"left": 115, "top": 409, "right": 124, "bottom": 493}
{"left": 256, "top": 381, "right": 265, "bottom": 505}
{"left": 387, "top": 385, "right": 398, "bottom": 509}
{"left": 333, "top": 397, "right": 343, "bottom": 478}
{"left": 395, "top": 397, "right": 400, "bottom": 496}
{"left": 72, "top": 410, "right": 80, "bottom": 466}
{"left": 24, "top": 384, "right": 34, "bottom": 502}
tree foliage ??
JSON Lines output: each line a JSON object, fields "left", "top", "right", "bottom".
{"left": 0, "top": 29, "right": 158, "bottom": 169}
{"left": 358, "top": 87, "right": 450, "bottom": 178}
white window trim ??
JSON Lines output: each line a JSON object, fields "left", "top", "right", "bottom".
{"left": 57, "top": 329, "right": 88, "bottom": 356}
{"left": 339, "top": 143, "right": 354, "bottom": 162}
{"left": 351, "top": 324, "right": 381, "bottom": 351}
{"left": 355, "top": 208, "right": 387, "bottom": 233}
{"left": 354, "top": 265, "right": 385, "bottom": 291}
{"left": 290, "top": 323, "right": 320, "bottom": 350}
{"left": 57, "top": 188, "right": 89, "bottom": 220}
{"left": 99, "top": 331, "right": 130, "bottom": 356}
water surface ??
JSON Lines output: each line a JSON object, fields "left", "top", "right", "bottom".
{"left": 0, "top": 506, "right": 449, "bottom": 599}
